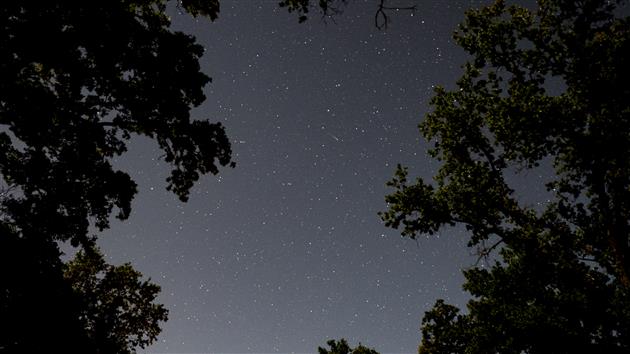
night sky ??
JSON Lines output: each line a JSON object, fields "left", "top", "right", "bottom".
{"left": 98, "top": 1, "right": 496, "bottom": 352}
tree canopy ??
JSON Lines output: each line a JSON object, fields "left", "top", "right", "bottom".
{"left": 0, "top": 1, "right": 233, "bottom": 351}
{"left": 381, "top": 0, "right": 630, "bottom": 352}
{"left": 64, "top": 248, "right": 168, "bottom": 353}
{"left": 318, "top": 338, "right": 381, "bottom": 354}
{"left": 0, "top": 1, "right": 233, "bottom": 248}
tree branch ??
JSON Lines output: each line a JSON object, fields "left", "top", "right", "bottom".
{"left": 475, "top": 238, "right": 504, "bottom": 265}
{"left": 375, "top": 0, "right": 416, "bottom": 30}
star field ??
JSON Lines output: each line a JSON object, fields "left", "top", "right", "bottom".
{"left": 98, "top": 1, "right": 491, "bottom": 352}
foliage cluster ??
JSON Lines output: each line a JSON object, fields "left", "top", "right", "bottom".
{"left": 380, "top": 0, "right": 630, "bottom": 352}
{"left": 0, "top": 0, "right": 231, "bottom": 351}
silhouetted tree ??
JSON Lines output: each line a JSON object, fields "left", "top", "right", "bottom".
{"left": 381, "top": 0, "right": 630, "bottom": 352}
{"left": 0, "top": 0, "right": 230, "bottom": 351}
{"left": 0, "top": 225, "right": 93, "bottom": 352}
{"left": 318, "top": 338, "right": 380, "bottom": 354}
{"left": 64, "top": 247, "right": 168, "bottom": 354}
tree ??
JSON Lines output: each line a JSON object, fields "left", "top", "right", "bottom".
{"left": 1, "top": 0, "right": 233, "bottom": 247}
{"left": 0, "top": 1, "right": 232, "bottom": 350}
{"left": 0, "top": 223, "right": 95, "bottom": 352}
{"left": 380, "top": 0, "right": 630, "bottom": 352}
{"left": 64, "top": 247, "right": 168, "bottom": 354}
{"left": 318, "top": 338, "right": 381, "bottom": 354}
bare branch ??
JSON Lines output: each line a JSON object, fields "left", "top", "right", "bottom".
{"left": 475, "top": 238, "right": 504, "bottom": 265}
{"left": 375, "top": 0, "right": 417, "bottom": 30}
